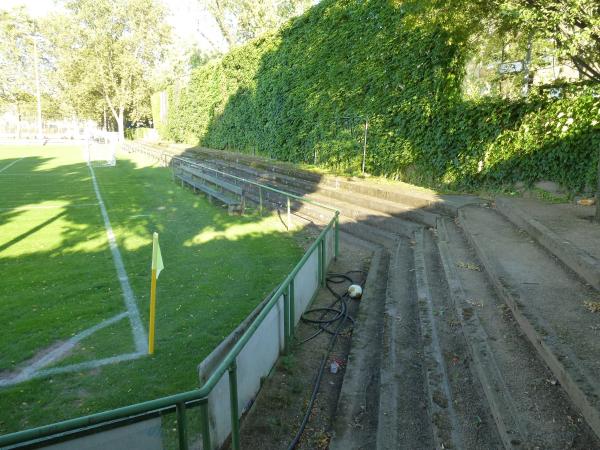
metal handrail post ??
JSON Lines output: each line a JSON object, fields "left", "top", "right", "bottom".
{"left": 289, "top": 280, "right": 295, "bottom": 340}
{"left": 321, "top": 239, "right": 326, "bottom": 286}
{"left": 200, "top": 399, "right": 211, "bottom": 450}
{"left": 228, "top": 362, "right": 240, "bottom": 450}
{"left": 334, "top": 212, "right": 339, "bottom": 260}
{"left": 176, "top": 402, "right": 188, "bottom": 450}
{"left": 317, "top": 240, "right": 323, "bottom": 288}
{"left": 283, "top": 289, "right": 290, "bottom": 354}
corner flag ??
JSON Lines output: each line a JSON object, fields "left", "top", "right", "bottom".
{"left": 152, "top": 232, "right": 164, "bottom": 278}
{"left": 149, "top": 232, "right": 164, "bottom": 354}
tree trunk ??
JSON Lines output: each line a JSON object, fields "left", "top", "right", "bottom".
{"left": 117, "top": 107, "right": 125, "bottom": 142}
{"left": 209, "top": 0, "right": 235, "bottom": 50}
{"left": 522, "top": 35, "right": 533, "bottom": 97}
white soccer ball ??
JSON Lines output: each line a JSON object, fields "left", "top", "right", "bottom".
{"left": 348, "top": 284, "right": 363, "bottom": 299}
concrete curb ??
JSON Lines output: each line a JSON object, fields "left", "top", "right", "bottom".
{"left": 496, "top": 197, "right": 600, "bottom": 291}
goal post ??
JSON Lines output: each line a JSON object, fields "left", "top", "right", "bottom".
{"left": 84, "top": 130, "right": 119, "bottom": 167}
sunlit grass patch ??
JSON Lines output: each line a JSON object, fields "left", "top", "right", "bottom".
{"left": 0, "top": 144, "right": 304, "bottom": 434}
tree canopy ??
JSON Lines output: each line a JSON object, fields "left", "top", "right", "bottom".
{"left": 491, "top": 0, "right": 600, "bottom": 82}
{"left": 0, "top": 8, "right": 40, "bottom": 115}
{"left": 45, "top": 0, "right": 171, "bottom": 138}
{"left": 198, "top": 0, "right": 313, "bottom": 51}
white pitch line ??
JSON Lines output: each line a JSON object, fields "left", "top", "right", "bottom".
{"left": 0, "top": 312, "right": 129, "bottom": 387}
{"left": 87, "top": 161, "right": 148, "bottom": 353}
{"left": 0, "top": 157, "right": 25, "bottom": 174}
{"left": 36, "top": 351, "right": 145, "bottom": 378}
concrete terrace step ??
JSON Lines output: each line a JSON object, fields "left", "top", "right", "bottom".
{"left": 181, "top": 146, "right": 479, "bottom": 218}
{"left": 437, "top": 217, "right": 600, "bottom": 448}
{"left": 374, "top": 236, "right": 437, "bottom": 449}
{"left": 414, "top": 228, "right": 511, "bottom": 449}
{"left": 303, "top": 191, "right": 423, "bottom": 237}
{"left": 496, "top": 197, "right": 600, "bottom": 291}
{"left": 197, "top": 157, "right": 423, "bottom": 238}
{"left": 459, "top": 205, "right": 600, "bottom": 442}
{"left": 238, "top": 185, "right": 400, "bottom": 248}
{"left": 200, "top": 156, "right": 439, "bottom": 227}
{"left": 332, "top": 239, "right": 390, "bottom": 449}
{"left": 294, "top": 201, "right": 400, "bottom": 249}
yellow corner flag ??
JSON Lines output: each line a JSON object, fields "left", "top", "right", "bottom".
{"left": 153, "top": 232, "right": 164, "bottom": 279}
{"left": 148, "top": 232, "right": 164, "bottom": 354}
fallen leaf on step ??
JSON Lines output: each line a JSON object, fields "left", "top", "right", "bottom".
{"left": 457, "top": 261, "right": 481, "bottom": 271}
{"left": 583, "top": 300, "right": 600, "bottom": 313}
{"left": 467, "top": 299, "right": 484, "bottom": 308}
{"left": 577, "top": 198, "right": 596, "bottom": 206}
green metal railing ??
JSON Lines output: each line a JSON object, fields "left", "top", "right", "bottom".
{"left": 125, "top": 141, "right": 338, "bottom": 234}
{"left": 0, "top": 143, "right": 340, "bottom": 450}
{"left": 170, "top": 154, "right": 337, "bottom": 210}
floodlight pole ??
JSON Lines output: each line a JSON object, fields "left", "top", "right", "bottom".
{"left": 32, "top": 36, "right": 43, "bottom": 142}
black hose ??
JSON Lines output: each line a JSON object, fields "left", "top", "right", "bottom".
{"left": 286, "top": 271, "right": 365, "bottom": 449}
{"left": 297, "top": 273, "right": 360, "bottom": 344}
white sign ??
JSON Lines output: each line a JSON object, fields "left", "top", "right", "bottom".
{"left": 498, "top": 61, "right": 524, "bottom": 74}
{"left": 548, "top": 87, "right": 562, "bottom": 99}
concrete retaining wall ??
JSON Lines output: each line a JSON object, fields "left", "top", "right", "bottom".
{"left": 198, "top": 226, "right": 335, "bottom": 449}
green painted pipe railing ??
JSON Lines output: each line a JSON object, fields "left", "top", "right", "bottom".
{"left": 128, "top": 142, "right": 338, "bottom": 215}
{"left": 0, "top": 150, "right": 340, "bottom": 449}
{"left": 170, "top": 153, "right": 338, "bottom": 214}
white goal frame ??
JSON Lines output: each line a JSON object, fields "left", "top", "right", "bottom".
{"left": 84, "top": 130, "right": 119, "bottom": 167}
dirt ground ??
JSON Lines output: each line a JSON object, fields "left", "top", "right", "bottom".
{"left": 236, "top": 240, "right": 372, "bottom": 450}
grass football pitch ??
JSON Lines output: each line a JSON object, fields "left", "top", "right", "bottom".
{"left": 0, "top": 144, "right": 303, "bottom": 434}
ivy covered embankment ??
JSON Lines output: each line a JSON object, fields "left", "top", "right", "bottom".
{"left": 163, "top": 0, "right": 600, "bottom": 193}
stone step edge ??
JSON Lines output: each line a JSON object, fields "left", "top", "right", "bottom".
{"left": 437, "top": 217, "right": 524, "bottom": 449}
{"left": 331, "top": 240, "right": 389, "bottom": 449}
{"left": 167, "top": 150, "right": 425, "bottom": 231}
{"left": 413, "top": 228, "right": 464, "bottom": 449}
{"left": 215, "top": 166, "right": 423, "bottom": 237}
{"left": 239, "top": 183, "right": 412, "bottom": 244}
{"left": 142, "top": 142, "right": 473, "bottom": 220}
{"left": 495, "top": 197, "right": 600, "bottom": 292}
{"left": 458, "top": 207, "right": 600, "bottom": 442}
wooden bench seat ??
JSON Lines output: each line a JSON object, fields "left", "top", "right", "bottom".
{"left": 184, "top": 167, "right": 243, "bottom": 196}
{"left": 175, "top": 165, "right": 245, "bottom": 214}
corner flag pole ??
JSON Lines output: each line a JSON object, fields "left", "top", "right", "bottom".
{"left": 149, "top": 232, "right": 164, "bottom": 354}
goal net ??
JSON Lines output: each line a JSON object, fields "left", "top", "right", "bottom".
{"left": 84, "top": 131, "right": 119, "bottom": 167}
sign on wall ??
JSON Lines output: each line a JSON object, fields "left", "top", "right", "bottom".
{"left": 498, "top": 61, "right": 524, "bottom": 74}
